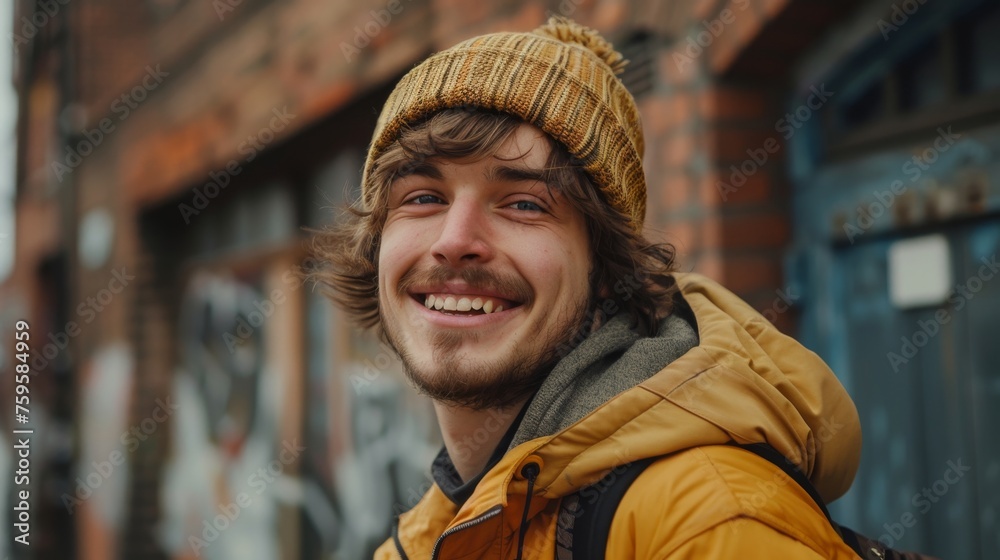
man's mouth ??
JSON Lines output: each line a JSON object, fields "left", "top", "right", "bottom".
{"left": 419, "top": 294, "right": 517, "bottom": 316}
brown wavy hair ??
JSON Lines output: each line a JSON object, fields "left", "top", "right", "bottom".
{"left": 309, "top": 108, "right": 678, "bottom": 338}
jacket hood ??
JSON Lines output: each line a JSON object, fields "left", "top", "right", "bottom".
{"left": 484, "top": 272, "right": 859, "bottom": 501}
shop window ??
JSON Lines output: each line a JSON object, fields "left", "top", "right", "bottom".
{"left": 897, "top": 37, "right": 947, "bottom": 112}
{"left": 841, "top": 81, "right": 886, "bottom": 131}
{"left": 957, "top": 3, "right": 1000, "bottom": 95}
{"left": 823, "top": 0, "right": 999, "bottom": 157}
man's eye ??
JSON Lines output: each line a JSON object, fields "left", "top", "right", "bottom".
{"left": 409, "top": 194, "right": 443, "bottom": 205}
{"left": 510, "top": 200, "right": 543, "bottom": 212}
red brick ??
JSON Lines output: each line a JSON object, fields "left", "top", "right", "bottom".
{"left": 656, "top": 173, "right": 693, "bottom": 213}
{"left": 707, "top": 127, "right": 778, "bottom": 164}
{"left": 758, "top": 0, "right": 792, "bottom": 23}
{"left": 720, "top": 212, "right": 790, "bottom": 250}
{"left": 698, "top": 86, "right": 769, "bottom": 122}
{"left": 731, "top": 2, "right": 764, "bottom": 47}
{"left": 300, "top": 82, "right": 357, "bottom": 123}
{"left": 592, "top": 1, "right": 627, "bottom": 31}
{"left": 633, "top": 0, "right": 669, "bottom": 32}
{"left": 721, "top": 256, "right": 783, "bottom": 294}
{"left": 483, "top": 4, "right": 545, "bottom": 35}
{"left": 698, "top": 213, "right": 723, "bottom": 250}
{"left": 691, "top": 0, "right": 719, "bottom": 20}
{"left": 702, "top": 168, "right": 771, "bottom": 206}
{"left": 693, "top": 251, "right": 725, "bottom": 283}
{"left": 659, "top": 48, "right": 700, "bottom": 87}
{"left": 662, "top": 132, "right": 696, "bottom": 168}
{"left": 743, "top": 291, "right": 799, "bottom": 334}
{"left": 709, "top": 1, "right": 763, "bottom": 75}
{"left": 640, "top": 93, "right": 692, "bottom": 137}
{"left": 658, "top": 220, "right": 699, "bottom": 255}
{"left": 771, "top": 312, "right": 798, "bottom": 335}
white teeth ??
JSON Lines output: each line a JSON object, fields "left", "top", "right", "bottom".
{"left": 425, "top": 294, "right": 509, "bottom": 315}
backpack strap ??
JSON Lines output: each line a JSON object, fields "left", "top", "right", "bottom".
{"left": 735, "top": 443, "right": 838, "bottom": 529}
{"left": 569, "top": 456, "right": 658, "bottom": 560}
{"left": 567, "top": 443, "right": 918, "bottom": 560}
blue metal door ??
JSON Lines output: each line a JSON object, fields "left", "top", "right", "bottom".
{"left": 827, "top": 221, "right": 999, "bottom": 558}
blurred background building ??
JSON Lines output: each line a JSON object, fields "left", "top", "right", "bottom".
{"left": 1, "top": 0, "right": 998, "bottom": 558}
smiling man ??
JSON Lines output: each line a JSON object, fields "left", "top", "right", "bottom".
{"left": 312, "top": 16, "right": 865, "bottom": 560}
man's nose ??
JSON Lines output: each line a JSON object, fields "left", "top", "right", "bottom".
{"left": 430, "top": 198, "right": 493, "bottom": 265}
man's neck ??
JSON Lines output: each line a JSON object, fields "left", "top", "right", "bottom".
{"left": 433, "top": 398, "right": 529, "bottom": 482}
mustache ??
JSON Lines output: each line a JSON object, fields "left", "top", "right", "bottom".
{"left": 397, "top": 265, "right": 534, "bottom": 304}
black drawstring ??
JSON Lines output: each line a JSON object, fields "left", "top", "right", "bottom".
{"left": 515, "top": 462, "right": 541, "bottom": 560}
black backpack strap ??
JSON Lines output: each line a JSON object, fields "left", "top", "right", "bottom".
{"left": 735, "top": 444, "right": 941, "bottom": 560}
{"left": 568, "top": 443, "right": 936, "bottom": 560}
{"left": 570, "top": 456, "right": 658, "bottom": 560}
{"left": 568, "top": 444, "right": 862, "bottom": 560}
{"left": 734, "top": 443, "right": 837, "bottom": 528}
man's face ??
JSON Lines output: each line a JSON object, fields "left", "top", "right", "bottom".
{"left": 377, "top": 123, "right": 593, "bottom": 410}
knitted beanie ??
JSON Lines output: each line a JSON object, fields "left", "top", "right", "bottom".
{"left": 361, "top": 16, "right": 647, "bottom": 231}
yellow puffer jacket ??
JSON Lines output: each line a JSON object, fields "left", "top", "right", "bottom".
{"left": 376, "top": 273, "right": 863, "bottom": 559}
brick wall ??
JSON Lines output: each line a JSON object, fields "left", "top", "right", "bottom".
{"left": 639, "top": 0, "right": 860, "bottom": 332}
{"left": 90, "top": 0, "right": 844, "bottom": 332}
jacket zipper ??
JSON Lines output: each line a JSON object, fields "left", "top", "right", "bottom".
{"left": 430, "top": 505, "right": 503, "bottom": 560}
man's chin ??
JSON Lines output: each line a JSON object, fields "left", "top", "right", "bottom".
{"left": 401, "top": 357, "right": 547, "bottom": 411}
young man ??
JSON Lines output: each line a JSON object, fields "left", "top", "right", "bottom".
{"left": 312, "top": 17, "right": 863, "bottom": 559}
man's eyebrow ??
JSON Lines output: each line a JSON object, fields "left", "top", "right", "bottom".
{"left": 485, "top": 165, "right": 551, "bottom": 186}
{"left": 396, "top": 160, "right": 443, "bottom": 180}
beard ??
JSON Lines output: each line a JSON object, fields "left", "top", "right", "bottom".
{"left": 380, "top": 265, "right": 592, "bottom": 411}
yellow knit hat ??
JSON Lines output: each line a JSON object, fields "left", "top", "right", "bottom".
{"left": 361, "top": 16, "right": 647, "bottom": 231}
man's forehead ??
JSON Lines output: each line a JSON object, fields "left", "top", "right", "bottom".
{"left": 396, "top": 121, "right": 555, "bottom": 178}
{"left": 395, "top": 158, "right": 553, "bottom": 189}
{"left": 500, "top": 122, "right": 553, "bottom": 163}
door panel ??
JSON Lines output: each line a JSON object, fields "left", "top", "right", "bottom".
{"left": 832, "top": 222, "right": 998, "bottom": 559}
{"left": 962, "top": 222, "right": 1000, "bottom": 557}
